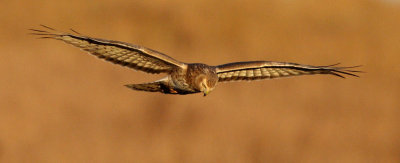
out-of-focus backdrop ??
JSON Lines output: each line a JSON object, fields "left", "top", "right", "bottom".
{"left": 1, "top": 0, "right": 399, "bottom": 162}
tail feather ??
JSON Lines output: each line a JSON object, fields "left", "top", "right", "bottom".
{"left": 125, "top": 82, "right": 165, "bottom": 92}
{"left": 125, "top": 80, "right": 197, "bottom": 95}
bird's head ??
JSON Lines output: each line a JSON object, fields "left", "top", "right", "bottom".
{"left": 196, "top": 74, "right": 217, "bottom": 96}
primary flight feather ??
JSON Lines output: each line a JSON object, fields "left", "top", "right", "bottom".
{"left": 30, "top": 25, "right": 361, "bottom": 96}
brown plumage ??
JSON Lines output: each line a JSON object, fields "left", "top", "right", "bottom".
{"left": 30, "top": 25, "right": 362, "bottom": 96}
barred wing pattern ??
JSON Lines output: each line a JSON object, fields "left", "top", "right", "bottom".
{"left": 216, "top": 61, "right": 360, "bottom": 82}
{"left": 30, "top": 25, "right": 362, "bottom": 96}
{"left": 30, "top": 26, "right": 185, "bottom": 74}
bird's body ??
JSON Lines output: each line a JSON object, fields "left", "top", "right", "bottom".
{"left": 30, "top": 25, "right": 361, "bottom": 96}
{"left": 127, "top": 63, "right": 218, "bottom": 95}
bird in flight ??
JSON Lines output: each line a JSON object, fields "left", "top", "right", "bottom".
{"left": 30, "top": 25, "right": 361, "bottom": 96}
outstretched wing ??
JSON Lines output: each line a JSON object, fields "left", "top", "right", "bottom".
{"left": 30, "top": 25, "right": 186, "bottom": 74}
{"left": 216, "top": 61, "right": 361, "bottom": 82}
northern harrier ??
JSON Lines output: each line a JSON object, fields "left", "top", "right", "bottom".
{"left": 30, "top": 25, "right": 361, "bottom": 96}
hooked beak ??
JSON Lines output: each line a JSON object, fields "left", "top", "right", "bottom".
{"left": 203, "top": 87, "right": 210, "bottom": 96}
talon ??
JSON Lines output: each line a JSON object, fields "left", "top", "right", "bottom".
{"left": 170, "top": 89, "right": 178, "bottom": 94}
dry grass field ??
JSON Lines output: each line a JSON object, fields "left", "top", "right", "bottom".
{"left": 1, "top": 0, "right": 399, "bottom": 162}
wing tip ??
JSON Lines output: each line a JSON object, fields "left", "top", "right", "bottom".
{"left": 29, "top": 25, "right": 81, "bottom": 39}
{"left": 322, "top": 64, "right": 363, "bottom": 78}
{"left": 29, "top": 25, "right": 61, "bottom": 39}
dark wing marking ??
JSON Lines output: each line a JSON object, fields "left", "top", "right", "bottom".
{"left": 216, "top": 61, "right": 362, "bottom": 82}
{"left": 30, "top": 25, "right": 186, "bottom": 74}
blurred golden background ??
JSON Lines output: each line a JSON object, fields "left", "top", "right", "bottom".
{"left": 1, "top": 0, "right": 399, "bottom": 162}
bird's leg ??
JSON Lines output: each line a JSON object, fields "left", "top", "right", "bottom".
{"left": 169, "top": 88, "right": 178, "bottom": 94}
